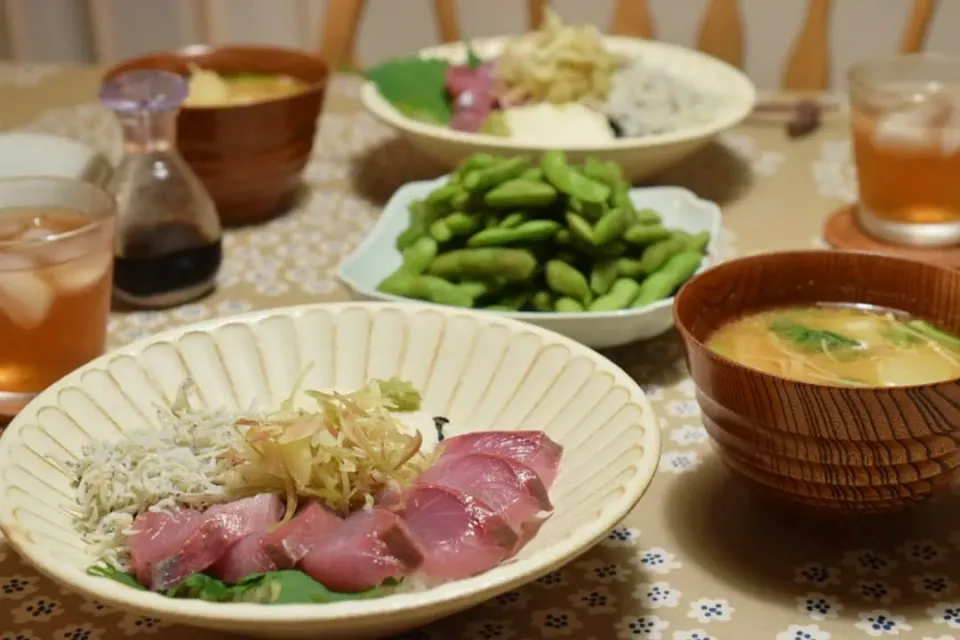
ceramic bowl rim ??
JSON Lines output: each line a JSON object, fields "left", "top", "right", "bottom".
{"left": 673, "top": 248, "right": 960, "bottom": 393}
{"left": 360, "top": 35, "right": 757, "bottom": 152}
{"left": 0, "top": 301, "right": 661, "bottom": 626}
{"left": 335, "top": 178, "right": 722, "bottom": 320}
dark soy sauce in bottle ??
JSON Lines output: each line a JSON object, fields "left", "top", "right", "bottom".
{"left": 100, "top": 70, "right": 223, "bottom": 308}
{"left": 113, "top": 222, "right": 222, "bottom": 307}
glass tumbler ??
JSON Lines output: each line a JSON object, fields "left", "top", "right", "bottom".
{"left": 0, "top": 177, "right": 117, "bottom": 417}
{"left": 849, "top": 54, "right": 960, "bottom": 247}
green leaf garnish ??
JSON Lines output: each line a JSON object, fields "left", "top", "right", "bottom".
{"left": 375, "top": 376, "right": 422, "bottom": 412}
{"left": 87, "top": 566, "right": 398, "bottom": 604}
{"left": 768, "top": 320, "right": 861, "bottom": 353}
{"left": 905, "top": 320, "right": 960, "bottom": 349}
{"left": 364, "top": 56, "right": 452, "bottom": 125}
{"left": 466, "top": 42, "right": 483, "bottom": 69}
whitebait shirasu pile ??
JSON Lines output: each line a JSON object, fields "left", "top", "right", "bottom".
{"left": 603, "top": 57, "right": 717, "bottom": 136}
{"left": 60, "top": 383, "right": 248, "bottom": 570}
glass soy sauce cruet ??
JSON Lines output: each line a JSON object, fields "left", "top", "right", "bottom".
{"left": 100, "top": 69, "right": 223, "bottom": 309}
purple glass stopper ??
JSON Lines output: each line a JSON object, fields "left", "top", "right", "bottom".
{"left": 99, "top": 69, "right": 188, "bottom": 113}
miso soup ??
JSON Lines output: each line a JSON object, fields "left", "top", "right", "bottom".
{"left": 184, "top": 67, "right": 309, "bottom": 108}
{"left": 707, "top": 305, "right": 960, "bottom": 387}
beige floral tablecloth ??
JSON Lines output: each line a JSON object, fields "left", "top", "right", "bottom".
{"left": 1, "top": 63, "right": 958, "bottom": 640}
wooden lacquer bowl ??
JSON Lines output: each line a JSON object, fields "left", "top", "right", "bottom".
{"left": 674, "top": 250, "right": 960, "bottom": 513}
{"left": 104, "top": 45, "right": 329, "bottom": 226}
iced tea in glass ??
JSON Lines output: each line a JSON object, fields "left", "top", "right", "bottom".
{"left": 0, "top": 177, "right": 116, "bottom": 417}
{"left": 849, "top": 55, "right": 960, "bottom": 247}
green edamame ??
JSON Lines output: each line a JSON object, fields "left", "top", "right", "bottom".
{"left": 589, "top": 259, "right": 620, "bottom": 295}
{"left": 429, "top": 218, "right": 454, "bottom": 243}
{"left": 519, "top": 167, "right": 543, "bottom": 182}
{"left": 396, "top": 200, "right": 427, "bottom": 250}
{"left": 377, "top": 273, "right": 474, "bottom": 307}
{"left": 545, "top": 260, "right": 592, "bottom": 304}
{"left": 565, "top": 212, "right": 595, "bottom": 245}
{"left": 486, "top": 292, "right": 530, "bottom": 311}
{"left": 632, "top": 207, "right": 661, "bottom": 225}
{"left": 531, "top": 290, "right": 554, "bottom": 311}
{"left": 379, "top": 151, "right": 706, "bottom": 315}
{"left": 428, "top": 248, "right": 537, "bottom": 282}
{"left": 400, "top": 236, "right": 438, "bottom": 274}
{"left": 624, "top": 224, "right": 670, "bottom": 245}
{"left": 630, "top": 251, "right": 704, "bottom": 308}
{"left": 499, "top": 212, "right": 526, "bottom": 228}
{"left": 463, "top": 157, "right": 529, "bottom": 192}
{"left": 555, "top": 297, "right": 585, "bottom": 312}
{"left": 685, "top": 230, "right": 711, "bottom": 253}
{"left": 541, "top": 150, "right": 611, "bottom": 204}
{"left": 467, "top": 219, "right": 561, "bottom": 247}
{"left": 589, "top": 278, "right": 641, "bottom": 311}
{"left": 593, "top": 208, "right": 629, "bottom": 245}
{"left": 484, "top": 179, "right": 557, "bottom": 209}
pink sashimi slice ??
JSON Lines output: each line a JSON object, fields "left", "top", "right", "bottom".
{"left": 398, "top": 484, "right": 518, "bottom": 580}
{"left": 262, "top": 501, "right": 343, "bottom": 569}
{"left": 128, "top": 508, "right": 203, "bottom": 587}
{"left": 148, "top": 493, "right": 284, "bottom": 591}
{"left": 298, "top": 508, "right": 424, "bottom": 592}
{"left": 438, "top": 431, "right": 563, "bottom": 488}
{"left": 207, "top": 531, "right": 277, "bottom": 584}
{"left": 417, "top": 452, "right": 552, "bottom": 536}
{"left": 445, "top": 63, "right": 495, "bottom": 99}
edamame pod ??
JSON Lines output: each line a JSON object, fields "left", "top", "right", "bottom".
{"left": 519, "top": 167, "right": 543, "bottom": 182}
{"left": 545, "top": 260, "right": 592, "bottom": 304}
{"left": 486, "top": 292, "right": 530, "bottom": 311}
{"left": 426, "top": 183, "right": 462, "bottom": 208}
{"left": 635, "top": 236, "right": 687, "bottom": 275}
{"left": 499, "top": 212, "right": 526, "bottom": 228}
{"left": 484, "top": 179, "right": 557, "bottom": 209}
{"left": 589, "top": 259, "right": 620, "bottom": 295}
{"left": 624, "top": 224, "right": 670, "bottom": 245}
{"left": 541, "top": 150, "right": 611, "bottom": 204}
{"left": 428, "top": 248, "right": 537, "bottom": 282}
{"left": 565, "top": 212, "right": 595, "bottom": 245}
{"left": 555, "top": 297, "right": 585, "bottom": 312}
{"left": 593, "top": 208, "right": 629, "bottom": 245}
{"left": 429, "top": 218, "right": 454, "bottom": 243}
{"left": 532, "top": 290, "right": 554, "bottom": 311}
{"left": 400, "top": 236, "right": 438, "bottom": 274}
{"left": 467, "top": 219, "right": 561, "bottom": 247}
{"left": 453, "top": 152, "right": 497, "bottom": 179}
{"left": 458, "top": 280, "right": 495, "bottom": 299}
{"left": 632, "top": 207, "right": 662, "bottom": 225}
{"left": 630, "top": 251, "right": 704, "bottom": 308}
{"left": 582, "top": 157, "right": 621, "bottom": 188}
{"left": 396, "top": 199, "right": 427, "bottom": 250}
{"left": 685, "top": 230, "right": 711, "bottom": 253}
{"left": 463, "top": 157, "right": 529, "bottom": 192}
{"left": 377, "top": 273, "right": 474, "bottom": 307}
{"left": 589, "top": 278, "right": 641, "bottom": 311}
{"left": 443, "top": 212, "right": 482, "bottom": 237}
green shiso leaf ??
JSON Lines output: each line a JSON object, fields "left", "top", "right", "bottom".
{"left": 364, "top": 56, "right": 452, "bottom": 125}
{"left": 87, "top": 566, "right": 398, "bottom": 604}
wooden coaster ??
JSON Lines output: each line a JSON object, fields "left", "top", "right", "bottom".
{"left": 823, "top": 205, "right": 960, "bottom": 270}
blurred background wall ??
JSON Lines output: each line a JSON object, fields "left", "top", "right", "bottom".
{"left": 1, "top": 0, "right": 958, "bottom": 90}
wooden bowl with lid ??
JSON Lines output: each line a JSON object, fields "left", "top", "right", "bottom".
{"left": 104, "top": 45, "right": 329, "bottom": 226}
{"left": 673, "top": 250, "right": 960, "bottom": 512}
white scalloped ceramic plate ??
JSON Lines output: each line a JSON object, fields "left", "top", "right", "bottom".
{"left": 336, "top": 180, "right": 722, "bottom": 348}
{"left": 0, "top": 302, "right": 660, "bottom": 639}
{"left": 361, "top": 36, "right": 756, "bottom": 182}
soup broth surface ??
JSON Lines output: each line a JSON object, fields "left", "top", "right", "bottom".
{"left": 184, "top": 67, "right": 309, "bottom": 107}
{"left": 707, "top": 305, "right": 960, "bottom": 387}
